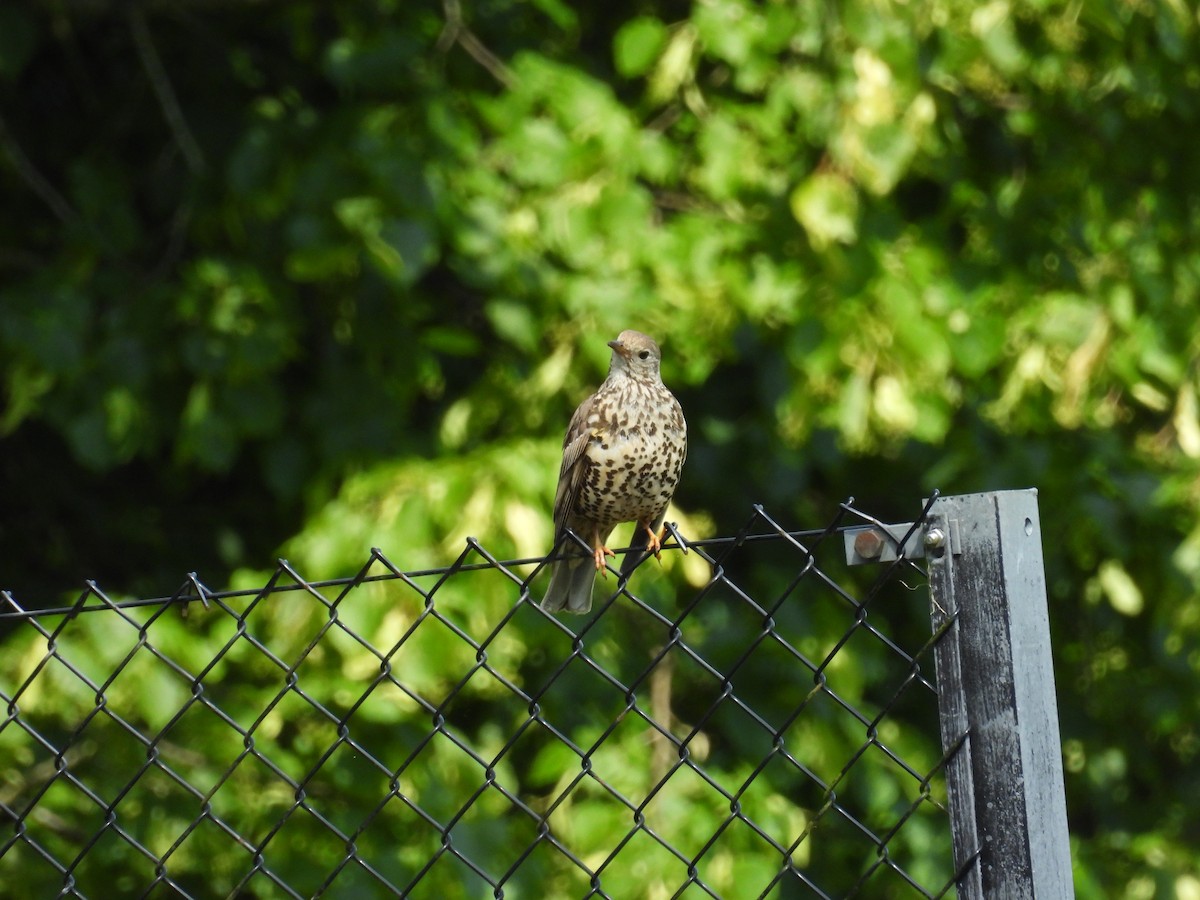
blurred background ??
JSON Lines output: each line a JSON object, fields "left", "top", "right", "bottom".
{"left": 1, "top": 0, "right": 1198, "bottom": 895}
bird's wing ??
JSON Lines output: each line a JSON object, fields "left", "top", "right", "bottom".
{"left": 552, "top": 393, "right": 596, "bottom": 536}
{"left": 673, "top": 394, "right": 688, "bottom": 467}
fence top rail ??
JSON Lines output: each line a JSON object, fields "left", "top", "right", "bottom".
{"left": 1, "top": 494, "right": 938, "bottom": 622}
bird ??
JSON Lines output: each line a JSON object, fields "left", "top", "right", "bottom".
{"left": 541, "top": 329, "right": 687, "bottom": 614}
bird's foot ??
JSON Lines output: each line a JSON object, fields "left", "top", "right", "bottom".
{"left": 641, "top": 522, "right": 665, "bottom": 562}
{"left": 593, "top": 544, "right": 615, "bottom": 576}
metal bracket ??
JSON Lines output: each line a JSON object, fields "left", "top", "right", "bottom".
{"left": 843, "top": 520, "right": 962, "bottom": 566}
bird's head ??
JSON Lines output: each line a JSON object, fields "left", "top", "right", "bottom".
{"left": 607, "top": 330, "right": 663, "bottom": 382}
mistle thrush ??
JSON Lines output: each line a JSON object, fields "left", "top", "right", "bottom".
{"left": 541, "top": 330, "right": 687, "bottom": 614}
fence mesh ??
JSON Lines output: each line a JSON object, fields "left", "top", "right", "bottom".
{"left": 1, "top": 501, "right": 962, "bottom": 898}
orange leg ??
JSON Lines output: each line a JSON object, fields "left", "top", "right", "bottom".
{"left": 640, "top": 520, "right": 665, "bottom": 561}
{"left": 592, "top": 531, "right": 615, "bottom": 576}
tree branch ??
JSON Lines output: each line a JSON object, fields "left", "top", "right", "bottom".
{"left": 0, "top": 111, "right": 78, "bottom": 225}
{"left": 438, "top": 0, "right": 516, "bottom": 89}
{"left": 127, "top": 6, "right": 206, "bottom": 174}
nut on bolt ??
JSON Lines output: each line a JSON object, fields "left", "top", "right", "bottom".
{"left": 924, "top": 528, "right": 946, "bottom": 551}
{"left": 854, "top": 529, "right": 886, "bottom": 560}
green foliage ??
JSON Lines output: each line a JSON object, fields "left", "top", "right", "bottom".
{"left": 2, "top": 0, "right": 1200, "bottom": 894}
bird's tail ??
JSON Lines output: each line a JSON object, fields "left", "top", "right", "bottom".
{"left": 541, "top": 555, "right": 597, "bottom": 614}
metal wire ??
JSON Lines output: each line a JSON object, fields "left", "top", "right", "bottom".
{"left": 0, "top": 501, "right": 961, "bottom": 898}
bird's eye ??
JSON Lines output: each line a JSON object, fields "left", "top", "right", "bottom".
{"left": 638, "top": 350, "right": 650, "bottom": 360}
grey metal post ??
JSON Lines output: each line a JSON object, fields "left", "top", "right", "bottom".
{"left": 926, "top": 489, "right": 1073, "bottom": 899}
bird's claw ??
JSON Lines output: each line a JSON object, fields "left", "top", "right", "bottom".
{"left": 593, "top": 545, "right": 615, "bottom": 575}
{"left": 642, "top": 522, "right": 665, "bottom": 563}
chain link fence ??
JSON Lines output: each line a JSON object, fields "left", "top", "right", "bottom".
{"left": 2, "top": 500, "right": 972, "bottom": 898}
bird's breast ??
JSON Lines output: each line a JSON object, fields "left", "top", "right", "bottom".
{"left": 573, "top": 414, "right": 685, "bottom": 527}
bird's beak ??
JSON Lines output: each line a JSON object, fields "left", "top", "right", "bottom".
{"left": 607, "top": 339, "right": 630, "bottom": 358}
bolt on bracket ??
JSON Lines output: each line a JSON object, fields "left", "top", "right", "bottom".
{"left": 843, "top": 520, "right": 962, "bottom": 566}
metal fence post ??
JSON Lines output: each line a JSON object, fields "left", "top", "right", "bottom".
{"left": 926, "top": 489, "right": 1073, "bottom": 899}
